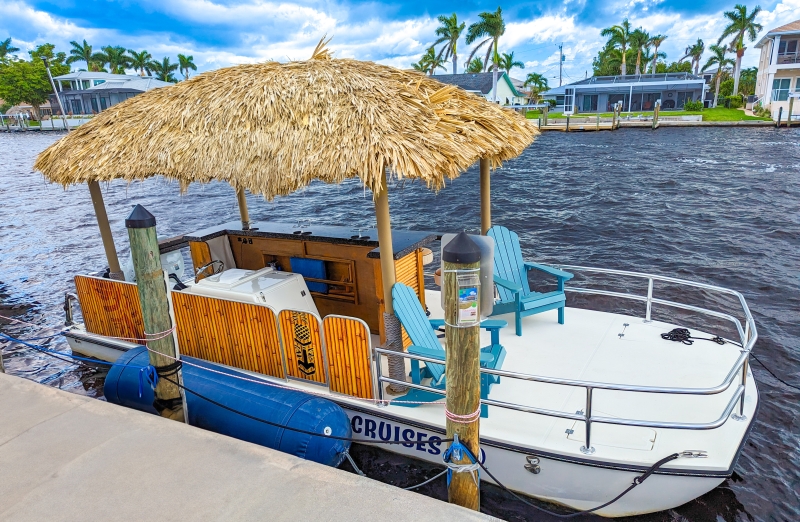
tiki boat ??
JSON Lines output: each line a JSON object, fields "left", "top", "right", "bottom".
{"left": 35, "top": 43, "right": 758, "bottom": 517}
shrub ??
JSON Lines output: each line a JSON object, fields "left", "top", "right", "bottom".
{"left": 683, "top": 99, "right": 704, "bottom": 111}
{"left": 725, "top": 95, "right": 743, "bottom": 109}
{"left": 719, "top": 78, "right": 734, "bottom": 97}
{"left": 546, "top": 99, "right": 557, "bottom": 108}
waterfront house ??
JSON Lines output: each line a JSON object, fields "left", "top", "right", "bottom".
{"left": 49, "top": 71, "right": 172, "bottom": 115}
{"left": 431, "top": 72, "right": 527, "bottom": 105}
{"left": 754, "top": 19, "right": 800, "bottom": 120}
{"left": 542, "top": 73, "right": 707, "bottom": 113}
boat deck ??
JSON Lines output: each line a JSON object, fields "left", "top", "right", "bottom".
{"left": 317, "top": 289, "right": 757, "bottom": 473}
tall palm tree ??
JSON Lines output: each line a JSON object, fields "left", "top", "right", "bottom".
{"left": 718, "top": 4, "right": 762, "bottom": 95}
{"left": 433, "top": 13, "right": 466, "bottom": 75}
{"left": 0, "top": 38, "right": 20, "bottom": 60}
{"left": 128, "top": 50, "right": 152, "bottom": 76}
{"left": 682, "top": 39, "right": 705, "bottom": 75}
{"left": 499, "top": 52, "right": 524, "bottom": 76}
{"left": 177, "top": 54, "right": 197, "bottom": 80}
{"left": 97, "top": 46, "right": 130, "bottom": 74}
{"left": 702, "top": 44, "right": 735, "bottom": 107}
{"left": 149, "top": 57, "right": 179, "bottom": 82}
{"left": 629, "top": 28, "right": 650, "bottom": 75}
{"left": 466, "top": 7, "right": 506, "bottom": 101}
{"left": 412, "top": 47, "right": 446, "bottom": 76}
{"left": 466, "top": 57, "right": 484, "bottom": 73}
{"left": 524, "top": 72, "right": 548, "bottom": 102}
{"left": 600, "top": 19, "right": 632, "bottom": 75}
{"left": 649, "top": 34, "right": 667, "bottom": 74}
{"left": 67, "top": 40, "right": 101, "bottom": 71}
{"left": 738, "top": 66, "right": 758, "bottom": 95}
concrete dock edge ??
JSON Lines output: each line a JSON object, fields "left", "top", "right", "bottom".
{"left": 0, "top": 373, "right": 497, "bottom": 522}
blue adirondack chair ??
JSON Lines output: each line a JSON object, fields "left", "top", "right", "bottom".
{"left": 487, "top": 226, "right": 574, "bottom": 336}
{"left": 392, "top": 283, "right": 506, "bottom": 415}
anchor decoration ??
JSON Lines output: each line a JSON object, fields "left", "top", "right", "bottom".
{"left": 292, "top": 316, "right": 316, "bottom": 375}
{"left": 280, "top": 310, "right": 324, "bottom": 382}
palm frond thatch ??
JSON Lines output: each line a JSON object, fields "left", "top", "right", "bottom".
{"left": 35, "top": 42, "right": 538, "bottom": 200}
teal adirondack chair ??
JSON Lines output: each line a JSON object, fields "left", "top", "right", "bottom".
{"left": 487, "top": 226, "right": 574, "bottom": 336}
{"left": 392, "top": 283, "right": 506, "bottom": 415}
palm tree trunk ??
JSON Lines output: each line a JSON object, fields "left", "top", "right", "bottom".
{"left": 621, "top": 48, "right": 627, "bottom": 76}
{"left": 733, "top": 53, "right": 743, "bottom": 95}
{"left": 453, "top": 49, "right": 457, "bottom": 75}
{"left": 651, "top": 49, "right": 657, "bottom": 75}
{"left": 714, "top": 74, "right": 721, "bottom": 107}
{"left": 635, "top": 51, "right": 641, "bottom": 75}
{"left": 492, "top": 39, "right": 498, "bottom": 102}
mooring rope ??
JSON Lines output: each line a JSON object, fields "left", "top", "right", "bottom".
{"left": 444, "top": 404, "right": 481, "bottom": 424}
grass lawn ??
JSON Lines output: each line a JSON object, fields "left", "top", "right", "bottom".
{"left": 529, "top": 108, "right": 770, "bottom": 122}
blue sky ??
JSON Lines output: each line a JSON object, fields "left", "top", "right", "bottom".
{"left": 3, "top": 0, "right": 798, "bottom": 83}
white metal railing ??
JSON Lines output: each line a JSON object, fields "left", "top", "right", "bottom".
{"left": 373, "top": 266, "right": 756, "bottom": 454}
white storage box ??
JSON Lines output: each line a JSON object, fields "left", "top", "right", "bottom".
{"left": 186, "top": 267, "right": 319, "bottom": 315}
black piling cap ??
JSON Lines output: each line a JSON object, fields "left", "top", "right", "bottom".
{"left": 443, "top": 231, "right": 481, "bottom": 264}
{"left": 125, "top": 204, "right": 156, "bottom": 229}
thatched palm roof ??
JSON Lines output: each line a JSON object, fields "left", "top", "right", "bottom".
{"left": 35, "top": 42, "right": 538, "bottom": 199}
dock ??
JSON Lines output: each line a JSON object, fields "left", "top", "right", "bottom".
{"left": 0, "top": 373, "right": 495, "bottom": 522}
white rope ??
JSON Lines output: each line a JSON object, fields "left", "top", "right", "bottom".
{"left": 445, "top": 404, "right": 481, "bottom": 424}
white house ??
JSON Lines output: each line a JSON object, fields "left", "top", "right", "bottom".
{"left": 754, "top": 19, "right": 800, "bottom": 121}
{"left": 542, "top": 73, "right": 707, "bottom": 114}
{"left": 431, "top": 72, "right": 528, "bottom": 105}
{"left": 49, "top": 71, "right": 172, "bottom": 115}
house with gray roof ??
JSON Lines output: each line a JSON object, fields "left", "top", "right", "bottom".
{"left": 49, "top": 71, "right": 172, "bottom": 115}
{"left": 754, "top": 19, "right": 800, "bottom": 120}
{"left": 431, "top": 72, "right": 528, "bottom": 105}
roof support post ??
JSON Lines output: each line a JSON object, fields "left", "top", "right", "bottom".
{"left": 236, "top": 188, "right": 251, "bottom": 230}
{"left": 374, "top": 170, "right": 407, "bottom": 394}
{"left": 480, "top": 158, "right": 491, "bottom": 235}
{"left": 88, "top": 181, "right": 123, "bottom": 280}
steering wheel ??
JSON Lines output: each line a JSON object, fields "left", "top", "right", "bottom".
{"left": 195, "top": 260, "right": 224, "bottom": 283}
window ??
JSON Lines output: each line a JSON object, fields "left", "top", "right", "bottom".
{"left": 772, "top": 78, "right": 790, "bottom": 101}
{"left": 70, "top": 99, "right": 82, "bottom": 114}
{"left": 563, "top": 88, "right": 574, "bottom": 112}
{"left": 795, "top": 77, "right": 800, "bottom": 92}
{"left": 81, "top": 80, "right": 90, "bottom": 89}
{"left": 93, "top": 79, "right": 106, "bottom": 86}
{"left": 556, "top": 95, "right": 565, "bottom": 106}
{"left": 90, "top": 98, "right": 99, "bottom": 113}
{"left": 778, "top": 40, "right": 798, "bottom": 55}
{"left": 581, "top": 95, "right": 598, "bottom": 112}
{"left": 99, "top": 98, "right": 108, "bottom": 110}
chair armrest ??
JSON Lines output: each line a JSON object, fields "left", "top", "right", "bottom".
{"left": 407, "top": 345, "right": 445, "bottom": 361}
{"left": 429, "top": 319, "right": 445, "bottom": 330}
{"left": 524, "top": 262, "right": 574, "bottom": 281}
{"left": 480, "top": 319, "right": 507, "bottom": 330}
{"left": 493, "top": 274, "right": 522, "bottom": 293}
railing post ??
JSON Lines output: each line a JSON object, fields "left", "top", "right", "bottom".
{"left": 732, "top": 358, "right": 748, "bottom": 421}
{"left": 374, "top": 348, "right": 385, "bottom": 406}
{"left": 581, "top": 387, "right": 595, "bottom": 454}
{"left": 645, "top": 278, "right": 654, "bottom": 322}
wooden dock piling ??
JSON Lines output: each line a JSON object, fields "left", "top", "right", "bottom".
{"left": 126, "top": 204, "right": 185, "bottom": 422}
{"left": 443, "top": 233, "right": 482, "bottom": 511}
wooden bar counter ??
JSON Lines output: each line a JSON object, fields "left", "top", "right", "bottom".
{"left": 184, "top": 222, "right": 437, "bottom": 342}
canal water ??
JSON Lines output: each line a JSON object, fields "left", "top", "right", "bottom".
{"left": 1, "top": 128, "right": 798, "bottom": 521}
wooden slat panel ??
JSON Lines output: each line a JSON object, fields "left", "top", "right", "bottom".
{"left": 189, "top": 241, "right": 212, "bottom": 281}
{"left": 323, "top": 316, "right": 374, "bottom": 399}
{"left": 74, "top": 275, "right": 144, "bottom": 340}
{"left": 171, "top": 292, "right": 284, "bottom": 378}
{"left": 278, "top": 310, "right": 326, "bottom": 384}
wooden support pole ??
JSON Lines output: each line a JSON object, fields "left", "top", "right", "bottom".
{"left": 126, "top": 204, "right": 185, "bottom": 422}
{"left": 236, "top": 187, "right": 251, "bottom": 230}
{"left": 776, "top": 107, "right": 783, "bottom": 128}
{"left": 787, "top": 97, "right": 794, "bottom": 128}
{"left": 88, "top": 181, "right": 123, "bottom": 280}
{"left": 543, "top": 105, "right": 548, "bottom": 126}
{"left": 443, "top": 233, "right": 482, "bottom": 511}
{"left": 653, "top": 100, "right": 660, "bottom": 130}
{"left": 479, "top": 158, "right": 491, "bottom": 235}
{"left": 565, "top": 115, "right": 570, "bottom": 132}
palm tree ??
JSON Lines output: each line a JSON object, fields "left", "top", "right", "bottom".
{"left": 149, "top": 57, "right": 179, "bottom": 82}
{"left": 128, "top": 50, "right": 152, "bottom": 76}
{"left": 649, "top": 35, "right": 667, "bottom": 74}
{"left": 466, "top": 57, "right": 484, "bottom": 73}
{"left": 178, "top": 54, "right": 197, "bottom": 80}
{"left": 412, "top": 47, "right": 446, "bottom": 76}
{"left": 499, "top": 52, "right": 524, "bottom": 76}
{"left": 738, "top": 66, "right": 758, "bottom": 95}
{"left": 718, "top": 4, "right": 762, "bottom": 95}
{"left": 524, "top": 72, "right": 548, "bottom": 102}
{"left": 466, "top": 7, "right": 506, "bottom": 101}
{"left": 97, "top": 46, "right": 130, "bottom": 74}
{"left": 67, "top": 40, "right": 101, "bottom": 71}
{"left": 0, "top": 38, "right": 20, "bottom": 60}
{"left": 433, "top": 13, "right": 466, "bottom": 74}
{"left": 629, "top": 28, "right": 650, "bottom": 75}
{"left": 681, "top": 39, "right": 705, "bottom": 75}
{"left": 702, "top": 44, "right": 735, "bottom": 107}
{"left": 600, "top": 19, "right": 632, "bottom": 75}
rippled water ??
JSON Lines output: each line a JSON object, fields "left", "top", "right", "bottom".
{"left": 1, "top": 128, "right": 798, "bottom": 521}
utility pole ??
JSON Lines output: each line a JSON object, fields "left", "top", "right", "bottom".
{"left": 559, "top": 43, "right": 564, "bottom": 87}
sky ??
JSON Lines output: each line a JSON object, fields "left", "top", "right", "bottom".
{"left": 2, "top": 0, "right": 799, "bottom": 85}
